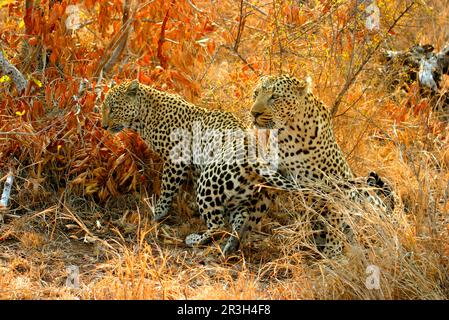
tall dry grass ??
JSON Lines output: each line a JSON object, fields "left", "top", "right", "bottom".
{"left": 0, "top": 0, "right": 448, "bottom": 299}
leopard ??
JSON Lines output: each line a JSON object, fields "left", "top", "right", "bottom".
{"left": 101, "top": 80, "right": 303, "bottom": 255}
{"left": 250, "top": 74, "right": 396, "bottom": 257}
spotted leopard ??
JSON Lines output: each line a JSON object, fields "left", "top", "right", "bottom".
{"left": 250, "top": 74, "right": 396, "bottom": 257}
{"left": 101, "top": 80, "right": 302, "bottom": 255}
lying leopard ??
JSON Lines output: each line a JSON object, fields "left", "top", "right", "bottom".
{"left": 250, "top": 74, "right": 396, "bottom": 257}
{"left": 101, "top": 80, "right": 303, "bottom": 255}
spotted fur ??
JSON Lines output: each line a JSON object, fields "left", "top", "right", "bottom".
{"left": 101, "top": 80, "right": 302, "bottom": 255}
{"left": 251, "top": 74, "right": 396, "bottom": 257}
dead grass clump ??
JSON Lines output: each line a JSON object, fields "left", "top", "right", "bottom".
{"left": 265, "top": 184, "right": 448, "bottom": 299}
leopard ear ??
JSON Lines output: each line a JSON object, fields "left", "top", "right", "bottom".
{"left": 126, "top": 79, "right": 139, "bottom": 96}
{"left": 293, "top": 75, "right": 312, "bottom": 94}
{"left": 259, "top": 76, "right": 272, "bottom": 90}
{"left": 304, "top": 76, "right": 312, "bottom": 94}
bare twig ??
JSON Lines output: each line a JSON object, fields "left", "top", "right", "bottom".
{"left": 234, "top": 0, "right": 247, "bottom": 52}
{"left": 0, "top": 51, "right": 28, "bottom": 94}
{"left": 330, "top": 2, "right": 416, "bottom": 116}
{"left": 93, "top": 0, "right": 134, "bottom": 101}
{"left": 157, "top": 0, "right": 176, "bottom": 69}
{"left": 95, "top": 0, "right": 132, "bottom": 79}
{"left": 59, "top": 198, "right": 119, "bottom": 256}
{"left": 186, "top": 0, "right": 204, "bottom": 13}
{"left": 223, "top": 45, "right": 260, "bottom": 76}
{"left": 0, "top": 132, "right": 37, "bottom": 136}
{"left": 244, "top": 0, "right": 267, "bottom": 16}
{"left": 272, "top": 0, "right": 284, "bottom": 70}
{"left": 223, "top": 1, "right": 260, "bottom": 76}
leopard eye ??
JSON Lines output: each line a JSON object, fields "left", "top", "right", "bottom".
{"left": 253, "top": 90, "right": 259, "bottom": 100}
{"left": 268, "top": 94, "right": 279, "bottom": 103}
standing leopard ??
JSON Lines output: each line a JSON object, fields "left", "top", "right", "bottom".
{"left": 101, "top": 80, "right": 302, "bottom": 255}
{"left": 250, "top": 74, "right": 396, "bottom": 257}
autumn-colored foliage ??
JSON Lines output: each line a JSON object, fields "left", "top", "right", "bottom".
{"left": 0, "top": 0, "right": 448, "bottom": 299}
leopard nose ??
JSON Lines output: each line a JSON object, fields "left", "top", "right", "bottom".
{"left": 102, "top": 124, "right": 108, "bottom": 130}
{"left": 252, "top": 111, "right": 263, "bottom": 118}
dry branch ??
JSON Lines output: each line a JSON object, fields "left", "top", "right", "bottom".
{"left": 233, "top": 0, "right": 247, "bottom": 52}
{"left": 244, "top": 0, "right": 267, "bottom": 16}
{"left": 330, "top": 1, "right": 417, "bottom": 116}
{"left": 186, "top": 0, "right": 204, "bottom": 13}
{"left": 0, "top": 51, "right": 28, "bottom": 94}
{"left": 225, "top": 0, "right": 259, "bottom": 76}
{"left": 157, "top": 0, "right": 175, "bottom": 69}
{"left": 94, "top": 0, "right": 132, "bottom": 80}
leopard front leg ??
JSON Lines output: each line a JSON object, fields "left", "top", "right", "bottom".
{"left": 185, "top": 206, "right": 226, "bottom": 247}
{"left": 247, "top": 190, "right": 272, "bottom": 233}
{"left": 222, "top": 206, "right": 251, "bottom": 255}
{"left": 367, "top": 171, "right": 396, "bottom": 213}
{"left": 153, "top": 162, "right": 189, "bottom": 221}
{"left": 222, "top": 191, "right": 273, "bottom": 255}
{"left": 321, "top": 210, "right": 345, "bottom": 258}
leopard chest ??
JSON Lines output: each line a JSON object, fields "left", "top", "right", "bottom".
{"left": 276, "top": 128, "right": 352, "bottom": 181}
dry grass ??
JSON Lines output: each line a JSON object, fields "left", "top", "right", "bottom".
{"left": 0, "top": 0, "right": 448, "bottom": 299}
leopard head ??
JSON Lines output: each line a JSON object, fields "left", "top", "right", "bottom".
{"left": 250, "top": 74, "right": 312, "bottom": 129}
{"left": 101, "top": 80, "right": 141, "bottom": 133}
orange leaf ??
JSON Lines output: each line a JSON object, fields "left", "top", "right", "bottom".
{"left": 138, "top": 72, "right": 152, "bottom": 84}
{"left": 28, "top": 37, "right": 38, "bottom": 46}
{"left": 45, "top": 85, "right": 52, "bottom": 107}
{"left": 50, "top": 50, "right": 58, "bottom": 64}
